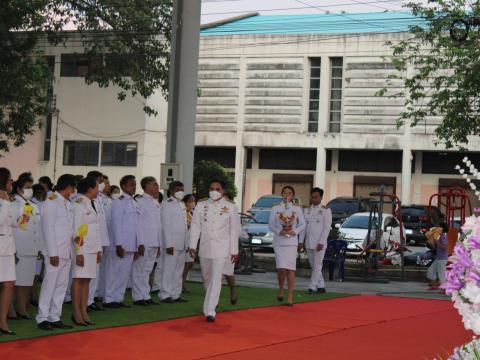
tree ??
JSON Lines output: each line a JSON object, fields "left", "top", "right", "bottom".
{"left": 193, "top": 160, "right": 237, "bottom": 200}
{"left": 381, "top": 1, "right": 480, "bottom": 149}
{"left": 0, "top": 0, "right": 172, "bottom": 153}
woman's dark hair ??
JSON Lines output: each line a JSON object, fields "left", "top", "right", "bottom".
{"left": 38, "top": 176, "right": 54, "bottom": 191}
{"left": 77, "top": 176, "right": 97, "bottom": 194}
{"left": 281, "top": 185, "right": 295, "bottom": 196}
{"left": 32, "top": 184, "right": 46, "bottom": 200}
{"left": 0, "top": 167, "right": 11, "bottom": 191}
{"left": 56, "top": 174, "right": 76, "bottom": 191}
{"left": 158, "top": 192, "right": 164, "bottom": 204}
{"left": 440, "top": 222, "right": 449, "bottom": 233}
{"left": 12, "top": 173, "right": 34, "bottom": 195}
{"left": 183, "top": 194, "right": 196, "bottom": 203}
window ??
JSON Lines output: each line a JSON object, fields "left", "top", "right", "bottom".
{"left": 422, "top": 152, "right": 480, "bottom": 174}
{"left": 259, "top": 148, "right": 316, "bottom": 170}
{"left": 308, "top": 58, "right": 321, "bottom": 132}
{"left": 339, "top": 150, "right": 402, "bottom": 173}
{"left": 60, "top": 54, "right": 102, "bottom": 77}
{"left": 101, "top": 142, "right": 138, "bottom": 166}
{"left": 43, "top": 56, "right": 55, "bottom": 161}
{"left": 194, "top": 147, "right": 236, "bottom": 168}
{"left": 63, "top": 141, "right": 99, "bottom": 166}
{"left": 329, "top": 57, "right": 343, "bottom": 133}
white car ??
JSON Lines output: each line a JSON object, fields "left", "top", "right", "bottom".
{"left": 338, "top": 212, "right": 405, "bottom": 252}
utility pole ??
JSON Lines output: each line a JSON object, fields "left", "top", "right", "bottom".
{"left": 165, "top": 0, "right": 201, "bottom": 192}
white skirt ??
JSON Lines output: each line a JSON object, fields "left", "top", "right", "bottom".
{"left": 15, "top": 256, "right": 36, "bottom": 286}
{"left": 274, "top": 245, "right": 298, "bottom": 271}
{"left": 0, "top": 255, "right": 16, "bottom": 282}
{"left": 222, "top": 257, "right": 235, "bottom": 276}
{"left": 72, "top": 253, "right": 97, "bottom": 279}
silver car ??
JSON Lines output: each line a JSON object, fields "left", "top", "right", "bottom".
{"left": 241, "top": 211, "right": 273, "bottom": 249}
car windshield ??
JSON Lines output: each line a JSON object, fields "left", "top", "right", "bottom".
{"left": 341, "top": 215, "right": 377, "bottom": 229}
{"left": 328, "top": 201, "right": 358, "bottom": 213}
{"left": 401, "top": 207, "right": 427, "bottom": 217}
{"left": 254, "top": 211, "right": 270, "bottom": 224}
{"left": 254, "top": 197, "right": 281, "bottom": 208}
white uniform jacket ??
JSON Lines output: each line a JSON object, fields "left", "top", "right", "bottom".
{"left": 136, "top": 193, "right": 162, "bottom": 248}
{"left": 110, "top": 193, "right": 140, "bottom": 252}
{"left": 301, "top": 205, "right": 332, "bottom": 249}
{"left": 189, "top": 198, "right": 241, "bottom": 259}
{"left": 12, "top": 195, "right": 42, "bottom": 256}
{"left": 161, "top": 197, "right": 188, "bottom": 251}
{"left": 72, "top": 195, "right": 102, "bottom": 255}
{"left": 0, "top": 198, "right": 16, "bottom": 256}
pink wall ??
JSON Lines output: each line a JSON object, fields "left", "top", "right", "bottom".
{"left": 0, "top": 133, "right": 41, "bottom": 180}
{"left": 257, "top": 179, "right": 273, "bottom": 197}
{"left": 337, "top": 181, "right": 354, "bottom": 197}
{"left": 420, "top": 185, "right": 438, "bottom": 205}
{"left": 323, "top": 181, "right": 332, "bottom": 203}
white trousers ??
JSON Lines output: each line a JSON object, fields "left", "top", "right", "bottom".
{"left": 159, "top": 250, "right": 186, "bottom": 300}
{"left": 306, "top": 248, "right": 326, "bottom": 291}
{"left": 36, "top": 257, "right": 71, "bottom": 323}
{"left": 200, "top": 257, "right": 228, "bottom": 317}
{"left": 151, "top": 251, "right": 164, "bottom": 292}
{"left": 63, "top": 265, "right": 73, "bottom": 302}
{"left": 88, "top": 263, "right": 101, "bottom": 306}
{"left": 104, "top": 252, "right": 134, "bottom": 303}
{"left": 132, "top": 247, "right": 158, "bottom": 301}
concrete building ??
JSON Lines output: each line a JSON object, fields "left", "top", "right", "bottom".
{"left": 3, "top": 12, "right": 479, "bottom": 211}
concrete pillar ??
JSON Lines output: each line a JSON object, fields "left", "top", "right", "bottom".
{"left": 165, "top": 0, "right": 201, "bottom": 192}
{"left": 413, "top": 151, "right": 422, "bottom": 204}
{"left": 315, "top": 147, "right": 327, "bottom": 189}
{"left": 401, "top": 148, "right": 412, "bottom": 205}
{"left": 318, "top": 56, "right": 331, "bottom": 134}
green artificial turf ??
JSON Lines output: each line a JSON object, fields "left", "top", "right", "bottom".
{"left": 0, "top": 282, "right": 349, "bottom": 343}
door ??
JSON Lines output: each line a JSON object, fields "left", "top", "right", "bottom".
{"left": 353, "top": 176, "right": 397, "bottom": 214}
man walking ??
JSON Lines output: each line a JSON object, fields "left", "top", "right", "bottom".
{"left": 300, "top": 188, "right": 332, "bottom": 294}
{"left": 189, "top": 180, "right": 241, "bottom": 322}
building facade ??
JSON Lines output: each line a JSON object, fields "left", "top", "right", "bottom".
{"left": 3, "top": 12, "right": 479, "bottom": 211}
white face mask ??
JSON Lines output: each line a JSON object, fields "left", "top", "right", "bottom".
{"left": 174, "top": 191, "right": 184, "bottom": 201}
{"left": 112, "top": 193, "right": 121, "bottom": 200}
{"left": 209, "top": 191, "right": 222, "bottom": 201}
{"left": 98, "top": 182, "right": 105, "bottom": 192}
{"left": 23, "top": 188, "right": 33, "bottom": 200}
{"left": 69, "top": 190, "right": 77, "bottom": 200}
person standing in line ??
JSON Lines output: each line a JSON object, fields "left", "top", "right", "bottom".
{"left": 104, "top": 175, "right": 142, "bottom": 308}
{"left": 0, "top": 168, "right": 16, "bottom": 335}
{"left": 299, "top": 188, "right": 332, "bottom": 294}
{"left": 182, "top": 194, "right": 196, "bottom": 294}
{"left": 71, "top": 177, "right": 102, "bottom": 326}
{"left": 160, "top": 181, "right": 188, "bottom": 303}
{"left": 132, "top": 177, "right": 162, "bottom": 305}
{"left": 36, "top": 174, "right": 77, "bottom": 331}
{"left": 9, "top": 174, "right": 42, "bottom": 320}
{"left": 38, "top": 176, "right": 54, "bottom": 198}
{"left": 268, "top": 186, "right": 306, "bottom": 307}
{"left": 85, "top": 171, "right": 109, "bottom": 311}
{"left": 189, "top": 180, "right": 241, "bottom": 322}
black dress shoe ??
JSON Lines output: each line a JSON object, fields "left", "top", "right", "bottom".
{"left": 7, "top": 316, "right": 18, "bottom": 320}
{"left": 286, "top": 303, "right": 294, "bottom": 307}
{"left": 0, "top": 329, "right": 16, "bottom": 335}
{"left": 277, "top": 296, "right": 284, "bottom": 302}
{"left": 38, "top": 321, "right": 53, "bottom": 331}
{"left": 317, "top": 288, "right": 326, "bottom": 294}
{"left": 103, "top": 302, "right": 120, "bottom": 308}
{"left": 307, "top": 289, "right": 316, "bottom": 295}
{"left": 29, "top": 300, "right": 39, "bottom": 307}
{"left": 117, "top": 302, "right": 131, "bottom": 308}
{"left": 50, "top": 321, "right": 73, "bottom": 329}
{"left": 174, "top": 297, "right": 188, "bottom": 303}
{"left": 85, "top": 320, "right": 95, "bottom": 326}
{"left": 64, "top": 300, "right": 72, "bottom": 305}
{"left": 94, "top": 297, "right": 103, "bottom": 303}
{"left": 17, "top": 314, "right": 32, "bottom": 320}
{"left": 145, "top": 299, "right": 158, "bottom": 305}
{"left": 206, "top": 316, "right": 215, "bottom": 323}
{"left": 161, "top": 297, "right": 174, "bottom": 304}
{"left": 70, "top": 315, "right": 87, "bottom": 327}
{"left": 88, "top": 303, "right": 104, "bottom": 311}
{"left": 230, "top": 297, "right": 238, "bottom": 305}
{"left": 133, "top": 300, "right": 147, "bottom": 306}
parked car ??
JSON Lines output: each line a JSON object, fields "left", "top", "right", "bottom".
{"left": 327, "top": 197, "right": 372, "bottom": 228}
{"left": 241, "top": 210, "right": 273, "bottom": 249}
{"left": 338, "top": 212, "right": 405, "bottom": 253}
{"left": 248, "top": 195, "right": 283, "bottom": 216}
{"left": 401, "top": 205, "right": 443, "bottom": 245}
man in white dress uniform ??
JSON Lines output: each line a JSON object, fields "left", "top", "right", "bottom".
{"left": 132, "top": 177, "right": 162, "bottom": 305}
{"left": 189, "top": 180, "right": 241, "bottom": 322}
{"left": 36, "top": 174, "right": 77, "bottom": 331}
{"left": 159, "top": 181, "right": 188, "bottom": 303}
{"left": 299, "top": 188, "right": 332, "bottom": 294}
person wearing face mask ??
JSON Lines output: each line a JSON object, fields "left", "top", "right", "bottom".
{"left": 110, "top": 186, "right": 121, "bottom": 200}
{"left": 9, "top": 174, "right": 42, "bottom": 320}
{"left": 268, "top": 186, "right": 306, "bottom": 307}
{"left": 189, "top": 180, "right": 241, "bottom": 323}
{"left": 0, "top": 168, "right": 17, "bottom": 335}
{"left": 104, "top": 175, "right": 142, "bottom": 308}
{"left": 36, "top": 174, "right": 76, "bottom": 331}
{"left": 71, "top": 177, "right": 102, "bottom": 326}
{"left": 182, "top": 194, "right": 196, "bottom": 294}
{"left": 131, "top": 177, "right": 162, "bottom": 305}
{"left": 157, "top": 181, "right": 188, "bottom": 303}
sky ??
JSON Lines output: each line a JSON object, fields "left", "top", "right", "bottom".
{"left": 200, "top": 0, "right": 409, "bottom": 24}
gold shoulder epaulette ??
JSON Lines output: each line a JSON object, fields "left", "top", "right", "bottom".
{"left": 48, "top": 193, "right": 57, "bottom": 201}
{"left": 75, "top": 198, "right": 83, "bottom": 204}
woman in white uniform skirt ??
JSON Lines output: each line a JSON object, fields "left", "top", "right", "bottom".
{"left": 268, "top": 186, "right": 305, "bottom": 306}
{"left": 71, "top": 177, "right": 102, "bottom": 326}
{"left": 0, "top": 167, "right": 17, "bottom": 335}
{"left": 10, "top": 174, "right": 42, "bottom": 320}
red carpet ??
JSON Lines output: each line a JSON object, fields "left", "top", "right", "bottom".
{"left": 0, "top": 296, "right": 472, "bottom": 360}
